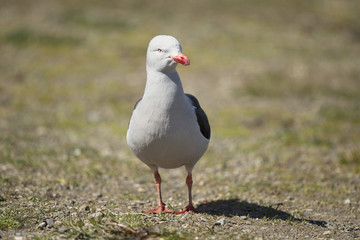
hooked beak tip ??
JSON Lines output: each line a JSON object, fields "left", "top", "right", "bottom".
{"left": 171, "top": 52, "right": 190, "bottom": 66}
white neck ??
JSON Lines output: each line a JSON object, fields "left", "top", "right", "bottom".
{"left": 144, "top": 69, "right": 184, "bottom": 98}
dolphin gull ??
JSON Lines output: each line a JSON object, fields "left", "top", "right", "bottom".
{"left": 127, "top": 35, "right": 210, "bottom": 214}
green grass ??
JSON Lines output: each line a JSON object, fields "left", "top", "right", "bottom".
{"left": 0, "top": 208, "right": 23, "bottom": 230}
{"left": 5, "top": 28, "right": 82, "bottom": 47}
{"left": 339, "top": 150, "right": 360, "bottom": 173}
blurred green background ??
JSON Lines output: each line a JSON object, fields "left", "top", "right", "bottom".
{"left": 1, "top": 0, "right": 359, "bottom": 170}
{"left": 1, "top": 0, "right": 360, "bottom": 238}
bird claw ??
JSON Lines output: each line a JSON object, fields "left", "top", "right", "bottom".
{"left": 175, "top": 204, "right": 198, "bottom": 214}
{"left": 143, "top": 205, "right": 174, "bottom": 214}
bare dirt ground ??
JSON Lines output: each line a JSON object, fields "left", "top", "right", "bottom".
{"left": 1, "top": 0, "right": 360, "bottom": 239}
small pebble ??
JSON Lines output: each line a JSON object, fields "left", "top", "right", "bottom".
{"left": 240, "top": 215, "right": 247, "bottom": 220}
{"left": 58, "top": 227, "right": 68, "bottom": 234}
{"left": 92, "top": 192, "right": 102, "bottom": 198}
{"left": 46, "top": 219, "right": 54, "bottom": 228}
{"left": 37, "top": 221, "right": 47, "bottom": 230}
{"left": 326, "top": 224, "right": 334, "bottom": 230}
{"left": 89, "top": 212, "right": 104, "bottom": 219}
{"left": 137, "top": 188, "right": 146, "bottom": 193}
{"left": 73, "top": 148, "right": 81, "bottom": 156}
{"left": 80, "top": 204, "right": 90, "bottom": 211}
{"left": 323, "top": 231, "right": 332, "bottom": 235}
{"left": 286, "top": 196, "right": 294, "bottom": 201}
{"left": 213, "top": 218, "right": 226, "bottom": 227}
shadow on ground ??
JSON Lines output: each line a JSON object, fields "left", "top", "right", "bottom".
{"left": 196, "top": 198, "right": 327, "bottom": 227}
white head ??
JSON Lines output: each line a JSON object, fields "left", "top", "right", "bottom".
{"left": 146, "top": 35, "right": 190, "bottom": 73}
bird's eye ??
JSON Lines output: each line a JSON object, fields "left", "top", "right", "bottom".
{"left": 157, "top": 48, "right": 163, "bottom": 53}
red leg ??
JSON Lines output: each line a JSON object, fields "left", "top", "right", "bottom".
{"left": 144, "top": 170, "right": 173, "bottom": 214}
{"left": 176, "top": 173, "right": 198, "bottom": 214}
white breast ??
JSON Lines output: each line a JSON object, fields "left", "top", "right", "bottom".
{"left": 126, "top": 72, "right": 209, "bottom": 171}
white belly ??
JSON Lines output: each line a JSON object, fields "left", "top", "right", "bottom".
{"left": 127, "top": 97, "right": 209, "bottom": 171}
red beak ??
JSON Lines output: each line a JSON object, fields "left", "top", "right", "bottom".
{"left": 171, "top": 52, "right": 190, "bottom": 66}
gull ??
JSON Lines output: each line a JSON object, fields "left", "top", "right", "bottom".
{"left": 127, "top": 35, "right": 210, "bottom": 214}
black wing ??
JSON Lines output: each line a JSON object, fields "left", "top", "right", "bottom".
{"left": 133, "top": 98, "right": 142, "bottom": 110}
{"left": 185, "top": 94, "right": 211, "bottom": 140}
{"left": 128, "top": 98, "right": 142, "bottom": 127}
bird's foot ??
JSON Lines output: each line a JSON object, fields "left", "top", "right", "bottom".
{"left": 144, "top": 205, "right": 174, "bottom": 214}
{"left": 175, "top": 204, "right": 198, "bottom": 214}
